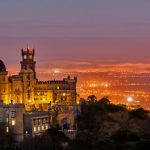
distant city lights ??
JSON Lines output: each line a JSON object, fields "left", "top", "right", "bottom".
{"left": 53, "top": 69, "right": 61, "bottom": 74}
{"left": 62, "top": 93, "right": 66, "bottom": 96}
{"left": 127, "top": 97, "right": 134, "bottom": 102}
{"left": 104, "top": 83, "right": 110, "bottom": 87}
{"left": 89, "top": 83, "right": 97, "bottom": 87}
{"left": 88, "top": 82, "right": 110, "bottom": 88}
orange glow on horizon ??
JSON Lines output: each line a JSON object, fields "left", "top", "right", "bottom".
{"left": 7, "top": 62, "right": 150, "bottom": 76}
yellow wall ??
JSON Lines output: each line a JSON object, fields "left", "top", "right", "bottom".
{"left": 0, "top": 71, "right": 77, "bottom": 111}
{"left": 0, "top": 71, "right": 9, "bottom": 104}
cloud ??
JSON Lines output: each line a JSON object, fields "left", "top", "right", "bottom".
{"left": 8, "top": 61, "right": 150, "bottom": 76}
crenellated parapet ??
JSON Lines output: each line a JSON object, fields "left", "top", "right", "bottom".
{"left": 20, "top": 47, "right": 36, "bottom": 72}
{"left": 21, "top": 48, "right": 35, "bottom": 56}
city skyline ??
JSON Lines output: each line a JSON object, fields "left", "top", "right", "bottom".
{"left": 1, "top": 0, "right": 150, "bottom": 74}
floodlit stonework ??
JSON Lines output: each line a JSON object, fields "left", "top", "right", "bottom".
{"left": 0, "top": 48, "right": 77, "bottom": 111}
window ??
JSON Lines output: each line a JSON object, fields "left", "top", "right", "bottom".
{"left": 24, "top": 55, "right": 27, "bottom": 59}
{"left": 38, "top": 119, "right": 41, "bottom": 125}
{"left": 35, "top": 119, "right": 38, "bottom": 125}
{"left": 42, "top": 125, "right": 44, "bottom": 131}
{"left": 12, "top": 120, "right": 15, "bottom": 126}
{"left": 38, "top": 126, "right": 40, "bottom": 131}
{"left": 6, "top": 127, "right": 9, "bottom": 133}
{"left": 34, "top": 126, "right": 36, "bottom": 132}
{"left": 45, "top": 125, "right": 48, "bottom": 130}
{"left": 43, "top": 119, "right": 46, "bottom": 124}
{"left": 10, "top": 111, "right": 16, "bottom": 118}
{"left": 29, "top": 55, "right": 32, "bottom": 59}
{"left": 46, "top": 118, "right": 49, "bottom": 123}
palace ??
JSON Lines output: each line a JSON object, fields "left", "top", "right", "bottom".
{"left": 0, "top": 48, "right": 77, "bottom": 111}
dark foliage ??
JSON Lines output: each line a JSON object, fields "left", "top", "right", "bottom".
{"left": 19, "top": 128, "right": 69, "bottom": 150}
{"left": 112, "top": 130, "right": 140, "bottom": 142}
{"left": 130, "top": 107, "right": 150, "bottom": 119}
{"left": 87, "top": 95, "right": 97, "bottom": 103}
{"left": 70, "top": 96, "right": 150, "bottom": 150}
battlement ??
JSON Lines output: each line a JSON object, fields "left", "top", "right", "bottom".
{"left": 37, "top": 80, "right": 67, "bottom": 84}
{"left": 20, "top": 47, "right": 36, "bottom": 75}
{"left": 21, "top": 48, "right": 35, "bottom": 56}
{"left": 37, "top": 76, "right": 77, "bottom": 85}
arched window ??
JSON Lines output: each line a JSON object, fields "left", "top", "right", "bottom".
{"left": 24, "top": 55, "right": 27, "bottom": 59}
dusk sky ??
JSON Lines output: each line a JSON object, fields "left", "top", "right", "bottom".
{"left": 1, "top": 0, "right": 150, "bottom": 74}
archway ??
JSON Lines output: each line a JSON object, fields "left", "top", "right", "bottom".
{"left": 61, "top": 118, "right": 70, "bottom": 130}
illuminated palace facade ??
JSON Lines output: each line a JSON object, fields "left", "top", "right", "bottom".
{"left": 0, "top": 48, "right": 77, "bottom": 110}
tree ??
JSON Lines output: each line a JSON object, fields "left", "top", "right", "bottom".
{"left": 87, "top": 95, "right": 97, "bottom": 103}
{"left": 130, "top": 108, "right": 150, "bottom": 119}
{"left": 98, "top": 97, "right": 110, "bottom": 105}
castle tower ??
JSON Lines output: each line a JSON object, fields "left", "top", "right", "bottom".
{"left": 20, "top": 47, "right": 36, "bottom": 78}
{"left": 0, "top": 60, "right": 9, "bottom": 104}
{"left": 20, "top": 48, "right": 36, "bottom": 106}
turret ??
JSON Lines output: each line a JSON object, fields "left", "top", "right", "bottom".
{"left": 20, "top": 48, "right": 36, "bottom": 106}
{"left": 0, "top": 60, "right": 9, "bottom": 104}
{"left": 20, "top": 47, "right": 36, "bottom": 78}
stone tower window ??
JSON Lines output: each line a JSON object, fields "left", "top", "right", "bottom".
{"left": 29, "top": 55, "right": 32, "bottom": 59}
{"left": 24, "top": 55, "right": 27, "bottom": 59}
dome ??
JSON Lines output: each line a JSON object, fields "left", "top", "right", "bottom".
{"left": 0, "top": 60, "right": 6, "bottom": 72}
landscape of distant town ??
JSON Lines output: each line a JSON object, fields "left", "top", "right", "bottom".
{"left": 37, "top": 71, "right": 150, "bottom": 110}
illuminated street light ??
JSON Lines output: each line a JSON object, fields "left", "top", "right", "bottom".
{"left": 104, "top": 83, "right": 109, "bottom": 87}
{"left": 127, "top": 97, "right": 133, "bottom": 102}
{"left": 89, "top": 83, "right": 97, "bottom": 87}
{"left": 62, "top": 93, "right": 66, "bottom": 96}
{"left": 54, "top": 69, "right": 60, "bottom": 74}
